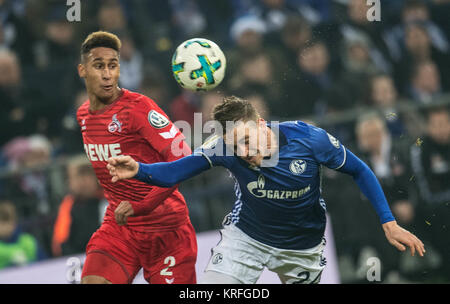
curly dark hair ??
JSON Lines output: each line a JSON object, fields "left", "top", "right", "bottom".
{"left": 80, "top": 31, "right": 121, "bottom": 62}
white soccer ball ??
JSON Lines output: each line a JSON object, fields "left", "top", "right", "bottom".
{"left": 171, "top": 38, "right": 226, "bottom": 91}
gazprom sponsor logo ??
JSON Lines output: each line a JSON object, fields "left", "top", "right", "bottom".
{"left": 246, "top": 177, "right": 311, "bottom": 200}
{"left": 257, "top": 174, "right": 265, "bottom": 189}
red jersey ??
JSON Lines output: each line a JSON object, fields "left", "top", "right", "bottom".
{"left": 77, "top": 89, "right": 191, "bottom": 231}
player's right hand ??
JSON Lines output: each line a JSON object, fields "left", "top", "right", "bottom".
{"left": 382, "top": 220, "right": 425, "bottom": 257}
{"left": 107, "top": 155, "right": 139, "bottom": 182}
{"left": 114, "top": 201, "right": 134, "bottom": 226}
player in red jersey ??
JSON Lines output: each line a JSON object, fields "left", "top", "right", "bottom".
{"left": 76, "top": 31, "right": 197, "bottom": 284}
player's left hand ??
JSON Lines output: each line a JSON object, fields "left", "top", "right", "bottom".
{"left": 115, "top": 201, "right": 134, "bottom": 226}
{"left": 382, "top": 221, "right": 425, "bottom": 257}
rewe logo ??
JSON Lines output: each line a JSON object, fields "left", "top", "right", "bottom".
{"left": 84, "top": 143, "right": 122, "bottom": 162}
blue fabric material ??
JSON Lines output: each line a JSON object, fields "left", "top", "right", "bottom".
{"left": 134, "top": 120, "right": 395, "bottom": 249}
{"left": 135, "top": 154, "right": 210, "bottom": 187}
{"left": 338, "top": 149, "right": 395, "bottom": 224}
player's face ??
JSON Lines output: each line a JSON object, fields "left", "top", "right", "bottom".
{"left": 225, "top": 119, "right": 268, "bottom": 167}
{"left": 78, "top": 47, "right": 120, "bottom": 103}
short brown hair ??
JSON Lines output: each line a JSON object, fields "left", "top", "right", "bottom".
{"left": 81, "top": 31, "right": 121, "bottom": 61}
{"left": 212, "top": 96, "right": 259, "bottom": 132}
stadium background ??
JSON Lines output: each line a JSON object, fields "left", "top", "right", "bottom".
{"left": 0, "top": 0, "right": 449, "bottom": 283}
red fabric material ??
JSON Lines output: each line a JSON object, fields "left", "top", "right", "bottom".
{"left": 76, "top": 89, "right": 192, "bottom": 231}
{"left": 81, "top": 221, "right": 197, "bottom": 284}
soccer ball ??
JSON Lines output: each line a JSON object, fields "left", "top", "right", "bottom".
{"left": 171, "top": 38, "right": 226, "bottom": 91}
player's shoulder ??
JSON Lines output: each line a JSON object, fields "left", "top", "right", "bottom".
{"left": 121, "top": 89, "right": 160, "bottom": 112}
{"left": 120, "top": 89, "right": 172, "bottom": 129}
{"left": 194, "top": 134, "right": 235, "bottom": 168}
{"left": 195, "top": 134, "right": 227, "bottom": 155}
{"left": 278, "top": 120, "right": 337, "bottom": 151}
{"left": 278, "top": 120, "right": 316, "bottom": 139}
{"left": 122, "top": 89, "right": 169, "bottom": 119}
{"left": 76, "top": 99, "right": 90, "bottom": 118}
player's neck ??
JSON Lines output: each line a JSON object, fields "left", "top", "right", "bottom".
{"left": 88, "top": 87, "right": 122, "bottom": 112}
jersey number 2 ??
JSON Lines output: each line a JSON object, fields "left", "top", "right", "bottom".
{"left": 160, "top": 256, "right": 176, "bottom": 276}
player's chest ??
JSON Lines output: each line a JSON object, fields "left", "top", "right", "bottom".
{"left": 234, "top": 155, "right": 320, "bottom": 198}
{"left": 80, "top": 112, "right": 134, "bottom": 141}
{"left": 79, "top": 113, "right": 142, "bottom": 161}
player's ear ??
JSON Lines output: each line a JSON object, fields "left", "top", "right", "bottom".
{"left": 78, "top": 63, "right": 86, "bottom": 78}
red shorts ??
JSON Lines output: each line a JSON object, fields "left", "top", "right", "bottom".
{"left": 81, "top": 220, "right": 197, "bottom": 284}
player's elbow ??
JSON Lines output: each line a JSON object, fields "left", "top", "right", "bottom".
{"left": 338, "top": 150, "right": 371, "bottom": 179}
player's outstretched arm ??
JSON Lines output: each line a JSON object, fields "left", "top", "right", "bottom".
{"left": 337, "top": 149, "right": 426, "bottom": 257}
{"left": 107, "top": 154, "right": 211, "bottom": 187}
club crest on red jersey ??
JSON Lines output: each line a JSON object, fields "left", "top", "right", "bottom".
{"left": 108, "top": 114, "right": 122, "bottom": 133}
{"left": 148, "top": 110, "right": 170, "bottom": 129}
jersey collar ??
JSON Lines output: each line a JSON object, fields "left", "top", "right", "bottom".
{"left": 88, "top": 88, "right": 125, "bottom": 115}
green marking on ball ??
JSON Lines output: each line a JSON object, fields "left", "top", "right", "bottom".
{"left": 190, "top": 55, "right": 222, "bottom": 85}
{"left": 184, "top": 40, "right": 212, "bottom": 48}
{"left": 172, "top": 51, "right": 184, "bottom": 84}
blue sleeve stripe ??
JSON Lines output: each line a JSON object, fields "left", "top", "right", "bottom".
{"left": 332, "top": 145, "right": 347, "bottom": 170}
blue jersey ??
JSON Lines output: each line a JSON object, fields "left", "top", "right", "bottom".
{"left": 195, "top": 121, "right": 347, "bottom": 250}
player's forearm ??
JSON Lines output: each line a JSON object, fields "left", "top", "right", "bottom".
{"left": 134, "top": 154, "right": 211, "bottom": 187}
{"left": 338, "top": 149, "right": 395, "bottom": 224}
{"left": 127, "top": 185, "right": 177, "bottom": 216}
{"left": 128, "top": 154, "right": 208, "bottom": 216}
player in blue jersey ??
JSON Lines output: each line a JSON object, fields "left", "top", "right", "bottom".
{"left": 106, "top": 96, "right": 425, "bottom": 284}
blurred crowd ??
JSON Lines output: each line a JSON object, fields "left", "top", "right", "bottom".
{"left": 0, "top": 0, "right": 449, "bottom": 283}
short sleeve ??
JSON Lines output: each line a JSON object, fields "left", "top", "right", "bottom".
{"left": 131, "top": 97, "right": 189, "bottom": 160}
{"left": 193, "top": 135, "right": 235, "bottom": 168}
{"left": 309, "top": 126, "right": 347, "bottom": 170}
